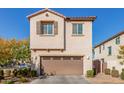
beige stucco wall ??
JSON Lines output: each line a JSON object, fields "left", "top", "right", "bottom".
{"left": 30, "top": 11, "right": 93, "bottom": 75}
{"left": 93, "top": 34, "right": 124, "bottom": 73}
{"left": 30, "top": 11, "right": 65, "bottom": 49}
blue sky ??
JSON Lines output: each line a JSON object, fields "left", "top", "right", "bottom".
{"left": 0, "top": 8, "right": 124, "bottom": 46}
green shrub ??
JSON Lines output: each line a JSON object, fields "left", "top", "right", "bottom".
{"left": 22, "top": 68, "right": 30, "bottom": 76}
{"left": 86, "top": 70, "right": 94, "bottom": 77}
{"left": 19, "top": 77, "right": 29, "bottom": 83}
{"left": 121, "top": 71, "right": 124, "bottom": 80}
{"left": 4, "top": 70, "right": 11, "bottom": 77}
{"left": 12, "top": 69, "right": 18, "bottom": 77}
{"left": 17, "top": 68, "right": 30, "bottom": 77}
{"left": 105, "top": 68, "right": 111, "bottom": 75}
{"left": 30, "top": 70, "right": 37, "bottom": 77}
{"left": 93, "top": 68, "right": 96, "bottom": 75}
{"left": 120, "top": 69, "right": 124, "bottom": 80}
{"left": 17, "top": 69, "right": 23, "bottom": 77}
{"left": 111, "top": 68, "right": 119, "bottom": 77}
{"left": 3, "top": 80, "right": 14, "bottom": 84}
{"left": 122, "top": 68, "right": 124, "bottom": 72}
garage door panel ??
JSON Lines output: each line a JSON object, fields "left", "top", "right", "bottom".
{"left": 41, "top": 56, "right": 83, "bottom": 75}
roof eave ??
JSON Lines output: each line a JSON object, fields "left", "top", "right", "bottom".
{"left": 94, "top": 31, "right": 124, "bottom": 49}
{"left": 65, "top": 16, "right": 96, "bottom": 22}
{"left": 27, "top": 8, "right": 66, "bottom": 20}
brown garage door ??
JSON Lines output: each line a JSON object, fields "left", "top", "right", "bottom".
{"left": 40, "top": 56, "right": 83, "bottom": 75}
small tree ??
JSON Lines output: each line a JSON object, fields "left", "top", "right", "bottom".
{"left": 10, "top": 39, "right": 31, "bottom": 64}
{"left": 0, "top": 38, "right": 12, "bottom": 67}
{"left": 0, "top": 38, "right": 31, "bottom": 67}
{"left": 118, "top": 46, "right": 124, "bottom": 65}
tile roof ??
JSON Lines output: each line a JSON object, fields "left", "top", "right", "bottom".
{"left": 66, "top": 16, "right": 96, "bottom": 21}
{"left": 27, "top": 8, "right": 96, "bottom": 21}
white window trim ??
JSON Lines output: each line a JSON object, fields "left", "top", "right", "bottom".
{"left": 108, "top": 46, "right": 112, "bottom": 56}
{"left": 115, "top": 37, "right": 120, "bottom": 45}
{"left": 72, "top": 23, "right": 83, "bottom": 35}
{"left": 42, "top": 24, "right": 54, "bottom": 36}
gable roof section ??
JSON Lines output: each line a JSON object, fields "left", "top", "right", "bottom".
{"left": 27, "top": 8, "right": 66, "bottom": 20}
{"left": 94, "top": 31, "right": 124, "bottom": 48}
{"left": 27, "top": 8, "right": 96, "bottom": 21}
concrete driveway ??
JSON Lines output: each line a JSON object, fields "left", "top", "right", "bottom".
{"left": 30, "top": 75, "right": 89, "bottom": 84}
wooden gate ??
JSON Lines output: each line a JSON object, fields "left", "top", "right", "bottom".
{"left": 102, "top": 62, "right": 107, "bottom": 73}
{"left": 93, "top": 60, "right": 101, "bottom": 74}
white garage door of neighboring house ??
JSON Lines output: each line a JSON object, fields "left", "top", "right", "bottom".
{"left": 40, "top": 56, "right": 83, "bottom": 75}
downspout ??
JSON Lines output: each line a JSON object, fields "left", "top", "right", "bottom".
{"left": 64, "top": 19, "right": 66, "bottom": 50}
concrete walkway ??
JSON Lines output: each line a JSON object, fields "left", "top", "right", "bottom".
{"left": 30, "top": 75, "right": 89, "bottom": 84}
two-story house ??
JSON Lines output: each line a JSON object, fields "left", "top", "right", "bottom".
{"left": 27, "top": 8, "right": 96, "bottom": 75}
{"left": 93, "top": 31, "right": 124, "bottom": 73}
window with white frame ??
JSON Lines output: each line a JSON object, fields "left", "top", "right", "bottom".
{"left": 108, "top": 46, "right": 112, "bottom": 56}
{"left": 72, "top": 24, "right": 83, "bottom": 35}
{"left": 92, "top": 49, "right": 95, "bottom": 58}
{"left": 42, "top": 23, "right": 54, "bottom": 35}
{"left": 115, "top": 36, "right": 120, "bottom": 45}
{"left": 103, "top": 44, "right": 105, "bottom": 50}
{"left": 99, "top": 46, "right": 101, "bottom": 54}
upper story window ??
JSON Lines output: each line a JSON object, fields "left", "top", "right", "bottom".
{"left": 108, "top": 46, "right": 112, "bottom": 56}
{"left": 103, "top": 44, "right": 105, "bottom": 50}
{"left": 36, "top": 21, "right": 58, "bottom": 36}
{"left": 99, "top": 46, "right": 101, "bottom": 54}
{"left": 72, "top": 24, "right": 83, "bottom": 35}
{"left": 42, "top": 23, "right": 54, "bottom": 35}
{"left": 115, "top": 36, "right": 120, "bottom": 45}
{"left": 92, "top": 49, "right": 95, "bottom": 58}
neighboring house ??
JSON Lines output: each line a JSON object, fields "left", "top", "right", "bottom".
{"left": 27, "top": 8, "right": 96, "bottom": 75}
{"left": 93, "top": 31, "right": 124, "bottom": 73}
